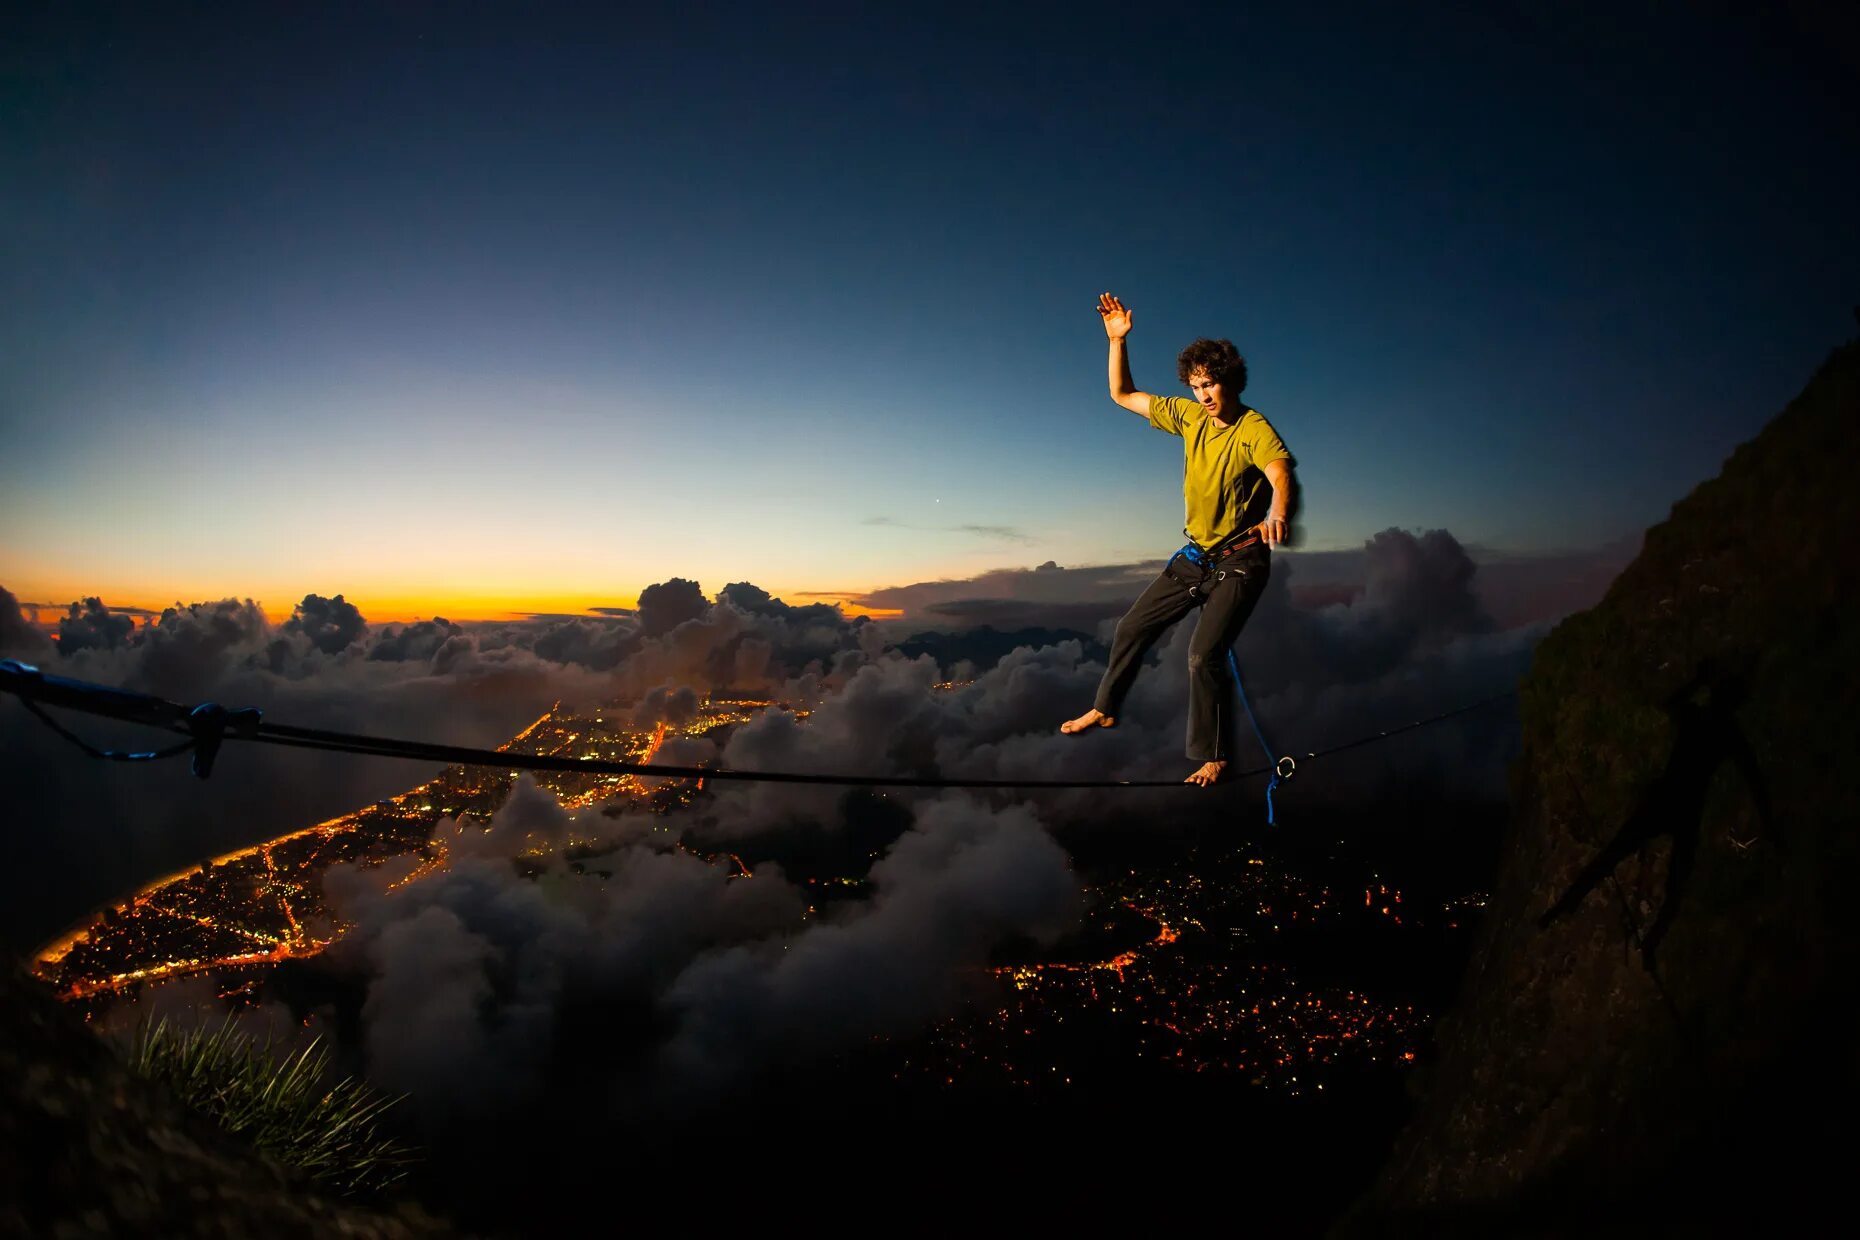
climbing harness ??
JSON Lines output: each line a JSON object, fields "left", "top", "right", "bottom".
{"left": 1166, "top": 528, "right": 1264, "bottom": 598}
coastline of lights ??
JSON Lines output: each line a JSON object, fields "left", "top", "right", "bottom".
{"left": 34, "top": 697, "right": 775, "bottom": 1003}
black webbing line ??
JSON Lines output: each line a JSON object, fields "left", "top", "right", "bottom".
{"left": 247, "top": 720, "right": 1218, "bottom": 788}
{"left": 1279, "top": 691, "right": 1518, "bottom": 769}
{"left": 1, "top": 658, "right": 1518, "bottom": 792}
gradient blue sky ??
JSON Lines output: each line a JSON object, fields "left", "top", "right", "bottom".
{"left": 5, "top": 3, "right": 1856, "bottom": 619}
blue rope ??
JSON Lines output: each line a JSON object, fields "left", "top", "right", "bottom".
{"left": 19, "top": 697, "right": 199, "bottom": 764}
{"left": 1227, "top": 648, "right": 1280, "bottom": 825}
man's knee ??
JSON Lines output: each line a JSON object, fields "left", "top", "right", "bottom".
{"left": 1185, "top": 649, "right": 1224, "bottom": 678}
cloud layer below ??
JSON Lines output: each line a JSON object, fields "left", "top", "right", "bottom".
{"left": 2, "top": 527, "right": 1626, "bottom": 1127}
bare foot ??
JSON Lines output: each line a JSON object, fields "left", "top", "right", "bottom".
{"left": 1184, "top": 760, "right": 1227, "bottom": 787}
{"left": 1059, "top": 708, "right": 1115, "bottom": 734}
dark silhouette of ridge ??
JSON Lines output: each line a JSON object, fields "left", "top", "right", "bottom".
{"left": 1340, "top": 334, "right": 1860, "bottom": 1237}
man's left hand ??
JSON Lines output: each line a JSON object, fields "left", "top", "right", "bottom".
{"left": 1258, "top": 514, "right": 1289, "bottom": 547}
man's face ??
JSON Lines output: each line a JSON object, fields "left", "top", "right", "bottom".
{"left": 1188, "top": 369, "right": 1229, "bottom": 419}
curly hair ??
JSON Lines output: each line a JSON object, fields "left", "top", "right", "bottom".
{"left": 1176, "top": 338, "right": 1248, "bottom": 393}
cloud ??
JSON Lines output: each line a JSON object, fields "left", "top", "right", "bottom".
{"left": 922, "top": 598, "right": 1127, "bottom": 633}
{"left": 681, "top": 529, "right": 1544, "bottom": 843}
{"left": 318, "top": 777, "right": 1077, "bottom": 1119}
{"left": 892, "top": 622, "right": 1107, "bottom": 672}
{"left": 862, "top": 516, "right": 1034, "bottom": 543}
{"left": 0, "top": 587, "right": 54, "bottom": 657}
{"left": 635, "top": 578, "right": 707, "bottom": 637}
{"left": 717, "top": 581, "right": 839, "bottom": 626}
{"left": 0, "top": 576, "right": 877, "bottom": 950}
{"left": 3, "top": 530, "right": 1561, "bottom": 948}
{"left": 4, "top": 523, "right": 1609, "bottom": 1150}
{"left": 56, "top": 597, "right": 138, "bottom": 653}
{"left": 630, "top": 684, "right": 701, "bottom": 728}
{"left": 366, "top": 617, "right": 464, "bottom": 663}
{"left": 853, "top": 533, "right": 1636, "bottom": 633}
{"left": 279, "top": 593, "right": 367, "bottom": 656}
{"left": 657, "top": 795, "right": 1077, "bottom": 1086}
{"left": 522, "top": 616, "right": 640, "bottom": 672}
{"left": 856, "top": 560, "right": 1165, "bottom": 627}
{"left": 1461, "top": 535, "right": 1640, "bottom": 629}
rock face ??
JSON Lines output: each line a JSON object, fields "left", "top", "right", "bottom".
{"left": 1347, "top": 337, "right": 1860, "bottom": 1236}
{"left": 0, "top": 957, "right": 461, "bottom": 1238}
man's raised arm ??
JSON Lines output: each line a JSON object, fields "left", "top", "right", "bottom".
{"left": 1099, "top": 292, "right": 1151, "bottom": 416}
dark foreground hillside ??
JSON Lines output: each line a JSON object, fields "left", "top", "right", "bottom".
{"left": 0, "top": 957, "right": 459, "bottom": 1238}
{"left": 1342, "top": 337, "right": 1860, "bottom": 1236}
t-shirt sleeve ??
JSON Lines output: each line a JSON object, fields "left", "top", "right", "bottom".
{"left": 1242, "top": 411, "right": 1293, "bottom": 468}
{"left": 1147, "top": 395, "right": 1201, "bottom": 437}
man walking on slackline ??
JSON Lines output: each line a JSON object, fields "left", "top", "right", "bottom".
{"left": 1060, "top": 292, "right": 1297, "bottom": 787}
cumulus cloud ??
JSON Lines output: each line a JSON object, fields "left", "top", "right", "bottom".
{"left": 0, "top": 587, "right": 54, "bottom": 657}
{"left": 635, "top": 577, "right": 707, "bottom": 637}
{"left": 854, "top": 532, "right": 1635, "bottom": 634}
{"left": 0, "top": 575, "right": 877, "bottom": 950}
{"left": 0, "top": 590, "right": 648, "bottom": 948}
{"left": 857, "top": 560, "right": 1160, "bottom": 630}
{"left": 630, "top": 684, "right": 701, "bottom": 728}
{"left": 318, "top": 776, "right": 1077, "bottom": 1120}
{"left": 278, "top": 592, "right": 368, "bottom": 656}
{"left": 366, "top": 616, "right": 463, "bottom": 663}
{"left": 5, "top": 528, "right": 1565, "bottom": 949}
{"left": 657, "top": 528, "right": 1553, "bottom": 854}
{"left": 134, "top": 598, "right": 272, "bottom": 698}
{"left": 2, "top": 524, "right": 1632, "bottom": 1147}
{"left": 56, "top": 596, "right": 137, "bottom": 653}
{"left": 920, "top": 598, "right": 1125, "bottom": 634}
{"left": 658, "top": 795, "right": 1077, "bottom": 1085}
{"left": 523, "top": 615, "right": 639, "bottom": 671}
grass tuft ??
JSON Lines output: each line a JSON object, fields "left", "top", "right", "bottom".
{"left": 127, "top": 1013, "right": 416, "bottom": 1197}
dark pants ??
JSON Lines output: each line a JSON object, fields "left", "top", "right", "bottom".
{"left": 1093, "top": 544, "right": 1271, "bottom": 761}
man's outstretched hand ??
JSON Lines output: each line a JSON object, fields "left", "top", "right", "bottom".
{"left": 1098, "top": 292, "right": 1132, "bottom": 340}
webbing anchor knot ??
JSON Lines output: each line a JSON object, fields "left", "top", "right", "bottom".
{"left": 185, "top": 702, "right": 264, "bottom": 779}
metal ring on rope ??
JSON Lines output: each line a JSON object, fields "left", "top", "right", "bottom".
{"left": 1275, "top": 755, "right": 1297, "bottom": 781}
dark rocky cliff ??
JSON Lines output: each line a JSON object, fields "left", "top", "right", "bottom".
{"left": 1345, "top": 337, "right": 1860, "bottom": 1236}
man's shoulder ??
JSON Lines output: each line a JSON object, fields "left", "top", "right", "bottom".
{"left": 1240, "top": 406, "right": 1293, "bottom": 464}
{"left": 1147, "top": 394, "right": 1204, "bottom": 435}
{"left": 1239, "top": 406, "right": 1285, "bottom": 436}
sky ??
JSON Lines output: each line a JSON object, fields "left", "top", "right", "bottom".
{"left": 4, "top": 2, "right": 1857, "bottom": 622}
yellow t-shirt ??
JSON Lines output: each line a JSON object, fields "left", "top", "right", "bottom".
{"left": 1147, "top": 396, "right": 1292, "bottom": 550}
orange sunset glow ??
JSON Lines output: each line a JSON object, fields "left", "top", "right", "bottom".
{"left": 6, "top": 585, "right": 904, "bottom": 629}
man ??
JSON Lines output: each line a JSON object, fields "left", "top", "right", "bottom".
{"left": 1060, "top": 292, "right": 1297, "bottom": 787}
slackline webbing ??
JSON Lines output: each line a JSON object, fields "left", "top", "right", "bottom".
{"left": 0, "top": 657, "right": 1516, "bottom": 795}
